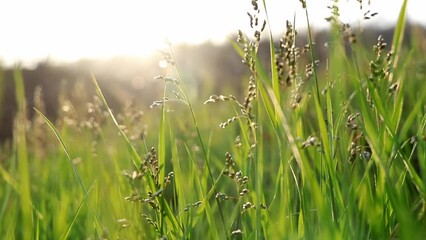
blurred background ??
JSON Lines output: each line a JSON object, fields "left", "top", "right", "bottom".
{"left": 0, "top": 0, "right": 425, "bottom": 141}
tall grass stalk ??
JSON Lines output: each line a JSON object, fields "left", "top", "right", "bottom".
{"left": 158, "top": 46, "right": 228, "bottom": 239}
{"left": 13, "top": 68, "right": 33, "bottom": 239}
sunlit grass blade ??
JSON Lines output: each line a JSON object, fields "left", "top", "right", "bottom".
{"left": 13, "top": 68, "right": 33, "bottom": 239}
{"left": 401, "top": 113, "right": 426, "bottom": 199}
{"left": 33, "top": 108, "right": 102, "bottom": 236}
{"left": 390, "top": 50, "right": 412, "bottom": 133}
{"left": 0, "top": 165, "right": 13, "bottom": 226}
{"left": 0, "top": 165, "right": 43, "bottom": 220}
{"left": 91, "top": 73, "right": 141, "bottom": 170}
{"left": 261, "top": 0, "right": 280, "bottom": 103}
{"left": 60, "top": 182, "right": 95, "bottom": 240}
{"left": 400, "top": 87, "right": 426, "bottom": 138}
{"left": 389, "top": 0, "right": 408, "bottom": 82}
{"left": 34, "top": 109, "right": 84, "bottom": 190}
{"left": 182, "top": 142, "right": 221, "bottom": 239}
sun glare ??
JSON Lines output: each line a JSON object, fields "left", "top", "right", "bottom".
{"left": 1, "top": 0, "right": 177, "bottom": 65}
{"left": 0, "top": 0, "right": 423, "bottom": 66}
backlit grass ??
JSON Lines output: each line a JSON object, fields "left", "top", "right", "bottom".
{"left": 1, "top": 0, "right": 426, "bottom": 239}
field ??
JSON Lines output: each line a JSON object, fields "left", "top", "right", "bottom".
{"left": 2, "top": 0, "right": 426, "bottom": 239}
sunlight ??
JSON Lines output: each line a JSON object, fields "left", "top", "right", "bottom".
{"left": 1, "top": 0, "right": 174, "bottom": 64}
{"left": 0, "top": 0, "right": 423, "bottom": 66}
{"left": 0, "top": 0, "right": 247, "bottom": 65}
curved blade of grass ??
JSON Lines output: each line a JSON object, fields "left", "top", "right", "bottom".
{"left": 34, "top": 108, "right": 83, "bottom": 188}
{"left": 91, "top": 73, "right": 141, "bottom": 170}
{"left": 60, "top": 182, "right": 95, "bottom": 240}
{"left": 33, "top": 108, "right": 102, "bottom": 236}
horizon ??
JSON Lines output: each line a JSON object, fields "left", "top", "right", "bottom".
{"left": 1, "top": 0, "right": 424, "bottom": 67}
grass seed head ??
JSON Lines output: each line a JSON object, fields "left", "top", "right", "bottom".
{"left": 276, "top": 21, "right": 299, "bottom": 87}
{"left": 242, "top": 202, "right": 255, "bottom": 213}
{"left": 299, "top": 0, "right": 306, "bottom": 9}
{"left": 219, "top": 116, "right": 238, "bottom": 128}
{"left": 388, "top": 82, "right": 399, "bottom": 94}
{"left": 364, "top": 10, "right": 379, "bottom": 20}
{"left": 216, "top": 192, "right": 229, "bottom": 200}
{"left": 164, "top": 171, "right": 174, "bottom": 187}
{"left": 240, "top": 188, "right": 249, "bottom": 196}
{"left": 231, "top": 229, "right": 243, "bottom": 235}
{"left": 251, "top": 0, "right": 258, "bottom": 11}
{"left": 302, "top": 136, "right": 318, "bottom": 148}
{"left": 346, "top": 113, "right": 361, "bottom": 130}
{"left": 410, "top": 136, "right": 419, "bottom": 144}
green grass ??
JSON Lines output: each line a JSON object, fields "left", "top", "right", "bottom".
{"left": 2, "top": 0, "right": 426, "bottom": 239}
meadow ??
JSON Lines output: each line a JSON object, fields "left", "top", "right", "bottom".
{"left": 2, "top": 0, "right": 426, "bottom": 239}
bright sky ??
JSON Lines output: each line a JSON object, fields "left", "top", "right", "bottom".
{"left": 0, "top": 0, "right": 423, "bottom": 66}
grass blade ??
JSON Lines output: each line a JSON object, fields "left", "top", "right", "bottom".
{"left": 91, "top": 73, "right": 141, "bottom": 170}
{"left": 91, "top": 74, "right": 180, "bottom": 234}
{"left": 60, "top": 182, "right": 95, "bottom": 240}
{"left": 33, "top": 108, "right": 102, "bottom": 236}
{"left": 389, "top": 0, "right": 408, "bottom": 82}
{"left": 13, "top": 68, "right": 33, "bottom": 239}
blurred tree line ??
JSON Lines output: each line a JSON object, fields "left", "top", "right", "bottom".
{"left": 0, "top": 24, "right": 425, "bottom": 142}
